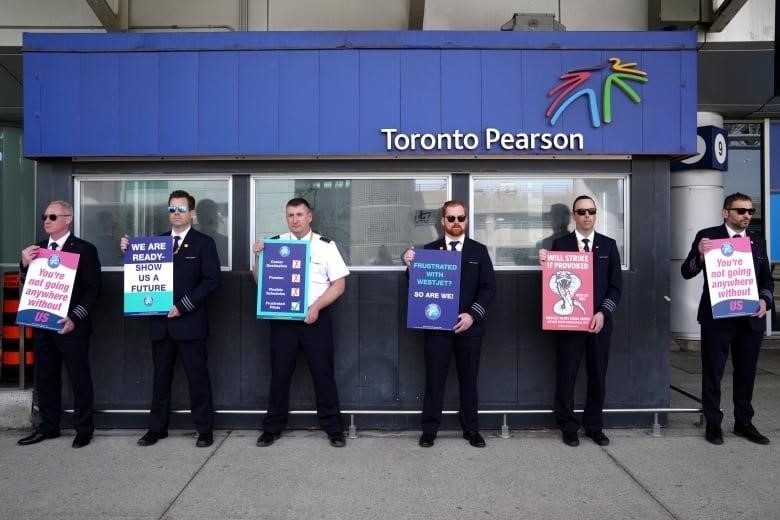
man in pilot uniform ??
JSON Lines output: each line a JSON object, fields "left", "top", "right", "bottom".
{"left": 252, "top": 198, "right": 350, "bottom": 448}
{"left": 18, "top": 200, "right": 101, "bottom": 449}
{"left": 681, "top": 192, "right": 773, "bottom": 446}
{"left": 121, "top": 190, "right": 221, "bottom": 448}
{"left": 539, "top": 195, "right": 622, "bottom": 448}
{"left": 403, "top": 200, "right": 496, "bottom": 448}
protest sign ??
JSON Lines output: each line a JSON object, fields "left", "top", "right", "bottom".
{"left": 124, "top": 236, "right": 174, "bottom": 316}
{"left": 542, "top": 251, "right": 593, "bottom": 331}
{"left": 16, "top": 249, "right": 79, "bottom": 332}
{"left": 407, "top": 249, "right": 461, "bottom": 330}
{"left": 705, "top": 237, "right": 759, "bottom": 319}
{"left": 257, "top": 240, "right": 310, "bottom": 320}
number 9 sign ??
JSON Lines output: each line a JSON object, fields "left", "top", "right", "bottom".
{"left": 671, "top": 125, "right": 728, "bottom": 172}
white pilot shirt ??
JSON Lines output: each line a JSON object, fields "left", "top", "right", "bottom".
{"left": 443, "top": 234, "right": 463, "bottom": 252}
{"left": 48, "top": 231, "right": 71, "bottom": 250}
{"left": 574, "top": 230, "right": 595, "bottom": 252}
{"left": 724, "top": 225, "right": 744, "bottom": 238}
{"left": 275, "top": 231, "right": 350, "bottom": 306}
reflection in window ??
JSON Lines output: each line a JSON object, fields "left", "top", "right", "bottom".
{"left": 76, "top": 178, "right": 231, "bottom": 268}
{"left": 472, "top": 177, "right": 626, "bottom": 267}
{"left": 253, "top": 177, "right": 449, "bottom": 267}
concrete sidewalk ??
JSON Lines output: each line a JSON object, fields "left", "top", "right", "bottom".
{"left": 0, "top": 350, "right": 778, "bottom": 520}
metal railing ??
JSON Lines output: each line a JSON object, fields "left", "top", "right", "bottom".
{"left": 69, "top": 395, "right": 704, "bottom": 440}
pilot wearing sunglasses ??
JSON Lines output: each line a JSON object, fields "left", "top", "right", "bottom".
{"left": 681, "top": 192, "right": 773, "bottom": 446}
{"left": 120, "top": 190, "right": 221, "bottom": 449}
{"left": 538, "top": 195, "right": 622, "bottom": 448}
{"left": 403, "top": 200, "right": 496, "bottom": 449}
{"left": 18, "top": 200, "right": 101, "bottom": 449}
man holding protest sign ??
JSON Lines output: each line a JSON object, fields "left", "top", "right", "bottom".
{"left": 681, "top": 192, "right": 773, "bottom": 446}
{"left": 121, "top": 190, "right": 221, "bottom": 448}
{"left": 17, "top": 201, "right": 101, "bottom": 448}
{"left": 539, "top": 195, "right": 622, "bottom": 448}
{"left": 403, "top": 200, "right": 495, "bottom": 448}
{"left": 252, "top": 198, "right": 350, "bottom": 448}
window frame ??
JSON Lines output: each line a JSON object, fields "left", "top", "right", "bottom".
{"left": 250, "top": 173, "right": 452, "bottom": 271}
{"left": 74, "top": 174, "right": 233, "bottom": 271}
{"left": 469, "top": 173, "right": 631, "bottom": 271}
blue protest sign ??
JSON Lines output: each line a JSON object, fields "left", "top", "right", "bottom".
{"left": 407, "top": 249, "right": 461, "bottom": 330}
{"left": 123, "top": 236, "right": 174, "bottom": 316}
{"left": 257, "top": 240, "right": 310, "bottom": 320}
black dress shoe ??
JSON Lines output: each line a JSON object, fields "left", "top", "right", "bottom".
{"left": 196, "top": 432, "right": 213, "bottom": 448}
{"left": 137, "top": 430, "right": 168, "bottom": 447}
{"left": 463, "top": 429, "right": 486, "bottom": 448}
{"left": 705, "top": 424, "right": 724, "bottom": 445}
{"left": 17, "top": 431, "right": 60, "bottom": 446}
{"left": 562, "top": 431, "right": 580, "bottom": 447}
{"left": 328, "top": 432, "right": 346, "bottom": 448}
{"left": 733, "top": 422, "right": 770, "bottom": 445}
{"left": 419, "top": 433, "right": 435, "bottom": 448}
{"left": 72, "top": 433, "right": 92, "bottom": 448}
{"left": 585, "top": 430, "right": 610, "bottom": 446}
{"left": 256, "top": 431, "right": 280, "bottom": 447}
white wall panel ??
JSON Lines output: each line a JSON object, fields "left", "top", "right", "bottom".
{"left": 0, "top": 0, "right": 772, "bottom": 45}
{"left": 423, "top": 0, "right": 647, "bottom": 30}
{"left": 266, "top": 0, "right": 407, "bottom": 30}
{"left": 130, "top": 0, "right": 240, "bottom": 29}
{"left": 0, "top": 0, "right": 104, "bottom": 25}
{"left": 704, "top": 0, "right": 775, "bottom": 42}
{"left": 0, "top": 0, "right": 105, "bottom": 46}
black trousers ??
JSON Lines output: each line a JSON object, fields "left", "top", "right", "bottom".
{"left": 263, "top": 310, "right": 343, "bottom": 435}
{"left": 554, "top": 330, "right": 611, "bottom": 433}
{"left": 148, "top": 336, "right": 214, "bottom": 434}
{"left": 700, "top": 319, "right": 763, "bottom": 426}
{"left": 33, "top": 327, "right": 94, "bottom": 435}
{"left": 421, "top": 332, "right": 482, "bottom": 435}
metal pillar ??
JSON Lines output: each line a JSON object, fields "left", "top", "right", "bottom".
{"left": 670, "top": 112, "right": 725, "bottom": 340}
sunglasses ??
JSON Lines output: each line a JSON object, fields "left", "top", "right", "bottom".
{"left": 574, "top": 208, "right": 597, "bottom": 216}
{"left": 41, "top": 214, "right": 71, "bottom": 222}
{"left": 727, "top": 207, "right": 756, "bottom": 216}
{"left": 168, "top": 205, "right": 190, "bottom": 214}
{"left": 445, "top": 215, "right": 467, "bottom": 223}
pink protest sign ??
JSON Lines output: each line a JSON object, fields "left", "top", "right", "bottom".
{"left": 16, "top": 248, "right": 80, "bottom": 332}
{"left": 704, "top": 237, "right": 759, "bottom": 319}
{"left": 542, "top": 251, "right": 593, "bottom": 331}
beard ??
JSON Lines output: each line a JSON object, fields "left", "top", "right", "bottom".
{"left": 447, "top": 225, "right": 465, "bottom": 237}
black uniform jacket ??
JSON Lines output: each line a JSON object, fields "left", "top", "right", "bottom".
{"left": 149, "top": 228, "right": 220, "bottom": 341}
{"left": 423, "top": 237, "right": 496, "bottom": 337}
{"left": 681, "top": 224, "right": 773, "bottom": 331}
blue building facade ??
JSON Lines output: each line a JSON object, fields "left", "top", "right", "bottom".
{"left": 21, "top": 31, "right": 696, "bottom": 430}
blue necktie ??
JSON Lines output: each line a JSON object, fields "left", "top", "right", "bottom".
{"left": 582, "top": 238, "right": 590, "bottom": 252}
{"left": 50, "top": 243, "right": 58, "bottom": 250}
{"left": 173, "top": 235, "right": 181, "bottom": 253}
{"left": 449, "top": 241, "right": 458, "bottom": 251}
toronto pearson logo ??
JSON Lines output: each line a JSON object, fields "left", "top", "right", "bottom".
{"left": 546, "top": 57, "right": 648, "bottom": 128}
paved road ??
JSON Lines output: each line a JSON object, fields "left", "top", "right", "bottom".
{"left": 0, "top": 350, "right": 777, "bottom": 520}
